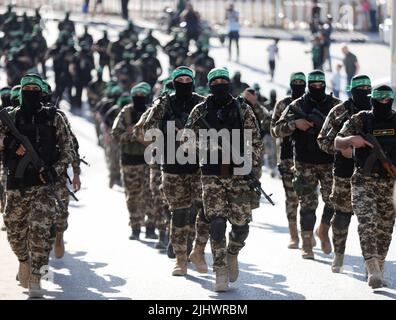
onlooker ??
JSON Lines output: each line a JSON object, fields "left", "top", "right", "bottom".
{"left": 321, "top": 15, "right": 333, "bottom": 72}
{"left": 361, "top": 0, "right": 370, "bottom": 30}
{"left": 342, "top": 44, "right": 359, "bottom": 96}
{"left": 331, "top": 64, "right": 342, "bottom": 98}
{"left": 226, "top": 4, "right": 240, "bottom": 61}
{"left": 267, "top": 38, "right": 279, "bottom": 81}
{"left": 310, "top": 0, "right": 321, "bottom": 34}
{"left": 369, "top": 0, "right": 378, "bottom": 32}
{"left": 180, "top": 3, "right": 201, "bottom": 47}
{"left": 121, "top": 0, "right": 129, "bottom": 20}
{"left": 308, "top": 35, "right": 323, "bottom": 70}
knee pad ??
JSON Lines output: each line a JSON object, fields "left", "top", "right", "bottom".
{"left": 210, "top": 217, "right": 227, "bottom": 242}
{"left": 172, "top": 208, "right": 190, "bottom": 228}
{"left": 300, "top": 208, "right": 316, "bottom": 231}
{"left": 322, "top": 205, "right": 335, "bottom": 226}
{"left": 230, "top": 224, "right": 249, "bottom": 243}
{"left": 333, "top": 211, "right": 352, "bottom": 230}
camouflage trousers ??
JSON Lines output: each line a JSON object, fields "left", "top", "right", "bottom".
{"left": 149, "top": 165, "right": 169, "bottom": 232}
{"left": 294, "top": 162, "right": 334, "bottom": 231}
{"left": 279, "top": 159, "right": 299, "bottom": 223}
{"left": 121, "top": 164, "right": 155, "bottom": 230}
{"left": 330, "top": 175, "right": 353, "bottom": 255}
{"left": 162, "top": 172, "right": 209, "bottom": 257}
{"left": 3, "top": 186, "right": 57, "bottom": 275}
{"left": 201, "top": 175, "right": 252, "bottom": 271}
{"left": 351, "top": 172, "right": 395, "bottom": 261}
{"left": 54, "top": 177, "right": 70, "bottom": 233}
{"left": 104, "top": 137, "right": 121, "bottom": 182}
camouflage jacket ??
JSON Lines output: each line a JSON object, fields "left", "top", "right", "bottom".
{"left": 142, "top": 92, "right": 205, "bottom": 132}
{"left": 57, "top": 109, "right": 81, "bottom": 175}
{"left": 270, "top": 96, "right": 293, "bottom": 138}
{"left": 251, "top": 103, "right": 271, "bottom": 134}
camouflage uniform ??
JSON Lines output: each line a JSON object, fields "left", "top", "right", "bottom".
{"left": 143, "top": 92, "right": 210, "bottom": 264}
{"left": 0, "top": 109, "right": 73, "bottom": 276}
{"left": 112, "top": 104, "right": 155, "bottom": 233}
{"left": 271, "top": 97, "right": 299, "bottom": 223}
{"left": 274, "top": 92, "right": 340, "bottom": 257}
{"left": 338, "top": 111, "right": 396, "bottom": 262}
{"left": 55, "top": 109, "right": 81, "bottom": 233}
{"left": 149, "top": 164, "right": 169, "bottom": 233}
{"left": 317, "top": 101, "right": 356, "bottom": 256}
{"left": 186, "top": 96, "right": 263, "bottom": 271}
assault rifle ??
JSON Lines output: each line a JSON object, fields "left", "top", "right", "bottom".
{"left": 336, "top": 110, "right": 396, "bottom": 178}
{"left": 289, "top": 105, "right": 326, "bottom": 131}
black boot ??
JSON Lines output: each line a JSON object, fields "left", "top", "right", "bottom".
{"left": 145, "top": 227, "right": 159, "bottom": 239}
{"left": 129, "top": 228, "right": 140, "bottom": 240}
{"left": 155, "top": 231, "right": 167, "bottom": 250}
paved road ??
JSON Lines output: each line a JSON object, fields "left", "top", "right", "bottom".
{"left": 0, "top": 18, "right": 394, "bottom": 300}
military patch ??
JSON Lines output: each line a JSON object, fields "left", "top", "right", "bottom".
{"left": 373, "top": 129, "right": 395, "bottom": 136}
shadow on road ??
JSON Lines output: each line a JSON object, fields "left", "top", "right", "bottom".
{"left": 249, "top": 221, "right": 289, "bottom": 234}
{"left": 187, "top": 260, "right": 306, "bottom": 300}
{"left": 44, "top": 251, "right": 130, "bottom": 300}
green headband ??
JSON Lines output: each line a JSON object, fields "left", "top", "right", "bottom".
{"left": 117, "top": 95, "right": 132, "bottom": 107}
{"left": 371, "top": 90, "right": 394, "bottom": 100}
{"left": 20, "top": 75, "right": 43, "bottom": 90}
{"left": 41, "top": 82, "right": 50, "bottom": 94}
{"left": 207, "top": 68, "right": 230, "bottom": 84}
{"left": 131, "top": 82, "right": 151, "bottom": 96}
{"left": 308, "top": 73, "right": 326, "bottom": 83}
{"left": 172, "top": 68, "right": 194, "bottom": 81}
{"left": 348, "top": 77, "right": 371, "bottom": 91}
{"left": 0, "top": 88, "right": 11, "bottom": 96}
{"left": 290, "top": 73, "right": 306, "bottom": 83}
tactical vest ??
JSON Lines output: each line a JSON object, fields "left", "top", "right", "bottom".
{"left": 279, "top": 97, "right": 294, "bottom": 161}
{"left": 354, "top": 111, "right": 396, "bottom": 178}
{"left": 4, "top": 107, "right": 59, "bottom": 190}
{"left": 293, "top": 94, "right": 335, "bottom": 165}
{"left": 200, "top": 96, "right": 244, "bottom": 176}
{"left": 120, "top": 105, "right": 147, "bottom": 166}
{"left": 160, "top": 93, "right": 202, "bottom": 174}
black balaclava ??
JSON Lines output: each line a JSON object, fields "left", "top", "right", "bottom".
{"left": 351, "top": 88, "right": 371, "bottom": 111}
{"left": 133, "top": 96, "right": 147, "bottom": 112}
{"left": 308, "top": 71, "right": 326, "bottom": 102}
{"left": 291, "top": 83, "right": 306, "bottom": 100}
{"left": 371, "top": 85, "right": 394, "bottom": 121}
{"left": 350, "top": 75, "right": 372, "bottom": 111}
{"left": 210, "top": 83, "right": 231, "bottom": 105}
{"left": 21, "top": 90, "right": 42, "bottom": 115}
{"left": 174, "top": 81, "right": 193, "bottom": 100}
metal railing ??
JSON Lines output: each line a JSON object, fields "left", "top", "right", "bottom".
{"left": 0, "top": 0, "right": 391, "bottom": 31}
